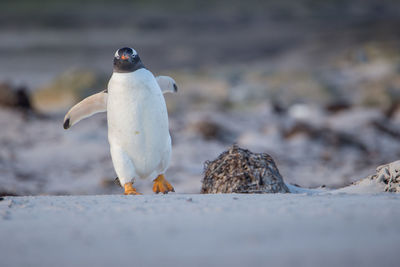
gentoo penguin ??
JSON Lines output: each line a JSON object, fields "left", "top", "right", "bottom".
{"left": 63, "top": 47, "right": 177, "bottom": 195}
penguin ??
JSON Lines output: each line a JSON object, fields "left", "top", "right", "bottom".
{"left": 63, "top": 47, "right": 177, "bottom": 195}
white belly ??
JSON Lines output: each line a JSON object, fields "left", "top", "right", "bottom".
{"left": 107, "top": 69, "right": 171, "bottom": 181}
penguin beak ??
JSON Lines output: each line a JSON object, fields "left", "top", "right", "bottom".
{"left": 121, "top": 54, "right": 129, "bottom": 60}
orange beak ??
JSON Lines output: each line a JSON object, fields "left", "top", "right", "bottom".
{"left": 121, "top": 54, "right": 129, "bottom": 60}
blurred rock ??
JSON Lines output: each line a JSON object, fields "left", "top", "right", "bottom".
{"left": 193, "top": 120, "right": 222, "bottom": 140}
{"left": 385, "top": 101, "right": 400, "bottom": 119}
{"left": 0, "top": 191, "right": 18, "bottom": 197}
{"left": 202, "top": 144, "right": 289, "bottom": 194}
{"left": 0, "top": 83, "right": 32, "bottom": 111}
{"left": 325, "top": 101, "right": 351, "bottom": 113}
{"left": 327, "top": 108, "right": 383, "bottom": 133}
{"left": 188, "top": 118, "right": 235, "bottom": 143}
{"left": 371, "top": 119, "right": 400, "bottom": 140}
{"left": 271, "top": 101, "right": 287, "bottom": 115}
{"left": 283, "top": 121, "right": 368, "bottom": 152}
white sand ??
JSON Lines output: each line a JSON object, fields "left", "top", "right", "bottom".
{"left": 1, "top": 193, "right": 400, "bottom": 267}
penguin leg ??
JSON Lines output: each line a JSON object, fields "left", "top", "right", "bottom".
{"left": 109, "top": 145, "right": 141, "bottom": 195}
{"left": 153, "top": 174, "right": 175, "bottom": 194}
{"left": 124, "top": 182, "right": 142, "bottom": 195}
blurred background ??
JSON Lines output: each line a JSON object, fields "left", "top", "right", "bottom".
{"left": 1, "top": 0, "right": 400, "bottom": 196}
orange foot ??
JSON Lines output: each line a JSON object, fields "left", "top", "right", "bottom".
{"left": 153, "top": 174, "right": 175, "bottom": 194}
{"left": 124, "top": 182, "right": 142, "bottom": 195}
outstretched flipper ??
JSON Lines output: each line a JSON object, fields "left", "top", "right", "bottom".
{"left": 63, "top": 90, "right": 107, "bottom": 129}
{"left": 156, "top": 76, "right": 178, "bottom": 94}
{"left": 63, "top": 76, "right": 177, "bottom": 129}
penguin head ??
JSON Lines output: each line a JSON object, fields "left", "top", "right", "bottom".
{"left": 113, "top": 47, "right": 145, "bottom": 73}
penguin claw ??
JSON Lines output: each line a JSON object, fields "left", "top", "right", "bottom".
{"left": 153, "top": 175, "right": 175, "bottom": 194}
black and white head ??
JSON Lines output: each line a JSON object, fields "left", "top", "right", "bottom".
{"left": 113, "top": 47, "right": 145, "bottom": 73}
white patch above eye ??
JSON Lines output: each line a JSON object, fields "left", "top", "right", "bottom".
{"left": 114, "top": 47, "right": 138, "bottom": 58}
{"left": 130, "top": 48, "right": 138, "bottom": 56}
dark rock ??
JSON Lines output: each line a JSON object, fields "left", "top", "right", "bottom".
{"left": 0, "top": 191, "right": 18, "bottom": 197}
{"left": 283, "top": 122, "right": 368, "bottom": 152}
{"left": 191, "top": 119, "right": 235, "bottom": 143}
{"left": 0, "top": 83, "right": 32, "bottom": 111}
{"left": 202, "top": 144, "right": 289, "bottom": 194}
{"left": 272, "top": 102, "right": 287, "bottom": 115}
{"left": 371, "top": 119, "right": 400, "bottom": 140}
{"left": 325, "top": 101, "right": 351, "bottom": 113}
{"left": 384, "top": 101, "right": 400, "bottom": 119}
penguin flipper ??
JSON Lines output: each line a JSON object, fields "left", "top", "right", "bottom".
{"left": 63, "top": 90, "right": 108, "bottom": 129}
{"left": 156, "top": 76, "right": 178, "bottom": 94}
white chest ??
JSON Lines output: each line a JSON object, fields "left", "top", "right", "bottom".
{"left": 106, "top": 69, "right": 170, "bottom": 156}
